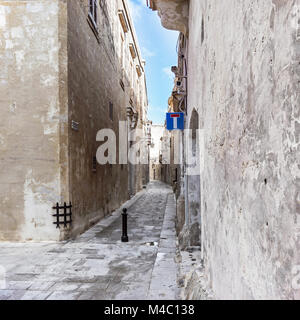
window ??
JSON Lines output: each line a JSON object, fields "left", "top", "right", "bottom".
{"left": 129, "top": 43, "right": 137, "bottom": 59}
{"left": 89, "top": 0, "right": 98, "bottom": 27}
{"left": 118, "top": 10, "right": 129, "bottom": 33}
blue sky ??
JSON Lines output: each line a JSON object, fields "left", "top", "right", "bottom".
{"left": 128, "top": 0, "right": 179, "bottom": 125}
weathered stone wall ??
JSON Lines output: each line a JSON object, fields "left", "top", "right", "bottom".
{"left": 0, "top": 0, "right": 149, "bottom": 241}
{"left": 150, "top": 0, "right": 299, "bottom": 300}
{"left": 149, "top": 0, "right": 189, "bottom": 35}
{"left": 0, "top": 0, "right": 68, "bottom": 241}
{"left": 187, "top": 0, "right": 300, "bottom": 299}
{"left": 65, "top": 0, "right": 149, "bottom": 237}
{"left": 67, "top": 0, "right": 129, "bottom": 236}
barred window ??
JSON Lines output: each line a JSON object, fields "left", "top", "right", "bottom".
{"left": 89, "top": 0, "right": 98, "bottom": 27}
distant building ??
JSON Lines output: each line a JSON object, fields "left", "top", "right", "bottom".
{"left": 149, "top": 125, "right": 164, "bottom": 181}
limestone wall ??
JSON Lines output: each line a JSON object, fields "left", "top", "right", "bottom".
{"left": 0, "top": 0, "right": 67, "bottom": 241}
{"left": 149, "top": 0, "right": 299, "bottom": 300}
{"left": 67, "top": 0, "right": 128, "bottom": 236}
{"left": 188, "top": 0, "right": 300, "bottom": 299}
{"left": 0, "top": 0, "right": 149, "bottom": 241}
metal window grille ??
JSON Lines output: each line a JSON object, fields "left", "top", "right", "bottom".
{"left": 52, "top": 202, "right": 72, "bottom": 229}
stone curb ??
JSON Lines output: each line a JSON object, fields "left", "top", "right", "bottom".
{"left": 147, "top": 193, "right": 180, "bottom": 300}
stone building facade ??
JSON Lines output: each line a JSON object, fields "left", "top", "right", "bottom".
{"left": 149, "top": 0, "right": 300, "bottom": 299}
{"left": 0, "top": 0, "right": 149, "bottom": 241}
{"left": 149, "top": 124, "right": 164, "bottom": 181}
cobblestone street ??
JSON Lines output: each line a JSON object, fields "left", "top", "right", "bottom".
{"left": 0, "top": 182, "right": 180, "bottom": 300}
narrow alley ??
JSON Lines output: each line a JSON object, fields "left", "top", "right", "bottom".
{"left": 0, "top": 182, "right": 181, "bottom": 300}
{"left": 0, "top": 0, "right": 299, "bottom": 302}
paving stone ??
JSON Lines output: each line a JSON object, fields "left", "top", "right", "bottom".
{"left": 8, "top": 274, "right": 38, "bottom": 281}
{"left": 147, "top": 193, "right": 179, "bottom": 299}
{"left": 20, "top": 290, "right": 52, "bottom": 300}
{"left": 50, "top": 282, "right": 83, "bottom": 292}
{"left": 148, "top": 289, "right": 176, "bottom": 300}
{"left": 6, "top": 281, "right": 32, "bottom": 290}
{"left": 28, "top": 281, "right": 55, "bottom": 291}
{"left": 79, "top": 282, "right": 109, "bottom": 292}
{"left": 91, "top": 292, "right": 113, "bottom": 300}
{"left": 77, "top": 291, "right": 99, "bottom": 300}
{"left": 46, "top": 291, "right": 82, "bottom": 300}
{"left": 0, "top": 182, "right": 179, "bottom": 300}
{"left": 7, "top": 290, "right": 27, "bottom": 300}
{"left": 0, "top": 290, "right": 13, "bottom": 300}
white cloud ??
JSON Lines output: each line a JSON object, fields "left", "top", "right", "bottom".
{"left": 162, "top": 67, "right": 175, "bottom": 80}
{"left": 149, "top": 105, "right": 168, "bottom": 113}
{"left": 136, "top": 0, "right": 147, "bottom": 7}
{"left": 128, "top": 0, "right": 143, "bottom": 22}
{"left": 141, "top": 46, "right": 156, "bottom": 58}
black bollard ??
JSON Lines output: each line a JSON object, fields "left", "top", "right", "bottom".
{"left": 121, "top": 208, "right": 129, "bottom": 242}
